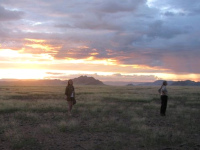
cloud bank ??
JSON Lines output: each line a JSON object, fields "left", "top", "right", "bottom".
{"left": 0, "top": 0, "right": 200, "bottom": 81}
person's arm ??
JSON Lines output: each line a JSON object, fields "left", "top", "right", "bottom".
{"left": 65, "top": 87, "right": 68, "bottom": 96}
{"left": 72, "top": 86, "right": 75, "bottom": 98}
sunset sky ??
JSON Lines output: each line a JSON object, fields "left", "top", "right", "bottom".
{"left": 0, "top": 0, "right": 200, "bottom": 82}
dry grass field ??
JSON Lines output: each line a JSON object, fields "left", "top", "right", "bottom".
{"left": 0, "top": 85, "right": 200, "bottom": 150}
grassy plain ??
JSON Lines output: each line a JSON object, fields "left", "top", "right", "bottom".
{"left": 0, "top": 85, "right": 200, "bottom": 150}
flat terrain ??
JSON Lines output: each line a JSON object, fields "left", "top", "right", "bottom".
{"left": 0, "top": 85, "right": 200, "bottom": 150}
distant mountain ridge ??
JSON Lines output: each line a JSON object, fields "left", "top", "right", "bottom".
{"left": 0, "top": 78, "right": 199, "bottom": 86}
{"left": 138, "top": 80, "right": 200, "bottom": 86}
{"left": 138, "top": 80, "right": 174, "bottom": 86}
{"left": 171, "top": 80, "right": 200, "bottom": 86}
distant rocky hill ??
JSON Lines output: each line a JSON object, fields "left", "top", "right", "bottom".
{"left": 138, "top": 80, "right": 174, "bottom": 86}
{"left": 138, "top": 80, "right": 200, "bottom": 86}
{"left": 126, "top": 83, "right": 134, "bottom": 86}
{"left": 72, "top": 76, "right": 104, "bottom": 85}
{"left": 171, "top": 80, "right": 200, "bottom": 86}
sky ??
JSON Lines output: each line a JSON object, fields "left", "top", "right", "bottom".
{"left": 0, "top": 0, "right": 200, "bottom": 82}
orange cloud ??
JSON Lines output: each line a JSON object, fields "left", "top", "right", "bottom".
{"left": 63, "top": 56, "right": 117, "bottom": 65}
{"left": 77, "top": 45, "right": 89, "bottom": 49}
{"left": 89, "top": 52, "right": 99, "bottom": 56}
{"left": 119, "top": 64, "right": 169, "bottom": 71}
{"left": 25, "top": 38, "right": 45, "bottom": 43}
{"left": 26, "top": 44, "right": 53, "bottom": 51}
{"left": 25, "top": 38, "right": 61, "bottom": 52}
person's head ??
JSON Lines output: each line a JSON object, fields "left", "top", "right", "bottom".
{"left": 162, "top": 80, "right": 167, "bottom": 86}
{"left": 68, "top": 79, "right": 73, "bottom": 86}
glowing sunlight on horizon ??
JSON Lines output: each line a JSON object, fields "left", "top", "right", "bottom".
{"left": 0, "top": 47, "right": 199, "bottom": 81}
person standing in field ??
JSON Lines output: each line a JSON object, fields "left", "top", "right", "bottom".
{"left": 160, "top": 81, "right": 168, "bottom": 116}
{"left": 65, "top": 79, "right": 76, "bottom": 116}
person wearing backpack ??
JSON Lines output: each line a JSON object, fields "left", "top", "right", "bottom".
{"left": 159, "top": 81, "right": 168, "bottom": 116}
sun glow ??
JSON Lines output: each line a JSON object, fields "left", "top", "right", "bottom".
{"left": 0, "top": 68, "right": 199, "bottom": 81}
{"left": 0, "top": 69, "right": 116, "bottom": 80}
{"left": 0, "top": 69, "right": 47, "bottom": 79}
{"left": 0, "top": 49, "right": 54, "bottom": 63}
{"left": 0, "top": 49, "right": 20, "bottom": 57}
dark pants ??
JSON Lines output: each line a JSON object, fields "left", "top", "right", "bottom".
{"left": 160, "top": 95, "right": 168, "bottom": 115}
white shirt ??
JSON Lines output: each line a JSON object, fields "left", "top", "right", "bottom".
{"left": 161, "top": 85, "right": 168, "bottom": 95}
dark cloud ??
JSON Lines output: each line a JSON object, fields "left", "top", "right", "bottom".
{"left": 0, "top": 24, "right": 9, "bottom": 38}
{"left": 162, "top": 51, "right": 200, "bottom": 74}
{"left": 147, "top": 20, "right": 187, "bottom": 39}
{"left": 0, "top": 5, "right": 24, "bottom": 21}
{"left": 162, "top": 11, "right": 175, "bottom": 16}
{"left": 96, "top": 0, "right": 144, "bottom": 13}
